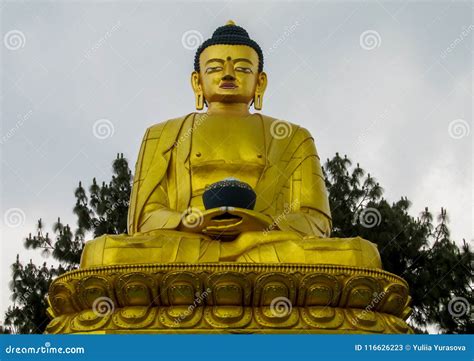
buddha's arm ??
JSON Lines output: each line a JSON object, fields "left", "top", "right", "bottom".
{"left": 138, "top": 178, "right": 184, "bottom": 233}
{"left": 128, "top": 123, "right": 184, "bottom": 235}
{"left": 274, "top": 128, "right": 332, "bottom": 237}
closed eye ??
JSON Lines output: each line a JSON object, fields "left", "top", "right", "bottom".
{"left": 235, "top": 67, "right": 253, "bottom": 73}
{"left": 205, "top": 66, "right": 223, "bottom": 73}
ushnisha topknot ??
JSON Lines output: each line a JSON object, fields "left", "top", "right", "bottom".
{"left": 194, "top": 20, "right": 264, "bottom": 73}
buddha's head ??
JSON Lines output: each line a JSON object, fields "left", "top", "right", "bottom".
{"left": 191, "top": 20, "right": 267, "bottom": 111}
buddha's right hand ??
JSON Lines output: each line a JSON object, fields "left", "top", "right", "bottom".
{"left": 177, "top": 207, "right": 233, "bottom": 233}
{"left": 201, "top": 207, "right": 274, "bottom": 237}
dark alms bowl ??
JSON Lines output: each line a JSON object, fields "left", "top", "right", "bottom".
{"left": 203, "top": 178, "right": 256, "bottom": 210}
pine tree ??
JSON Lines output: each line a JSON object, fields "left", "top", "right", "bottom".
{"left": 4, "top": 256, "right": 58, "bottom": 334}
{"left": 3, "top": 153, "right": 132, "bottom": 333}
{"left": 323, "top": 153, "right": 473, "bottom": 333}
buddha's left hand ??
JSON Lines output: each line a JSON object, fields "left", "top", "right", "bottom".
{"left": 203, "top": 207, "right": 274, "bottom": 237}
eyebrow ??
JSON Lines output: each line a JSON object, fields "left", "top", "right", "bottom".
{"left": 205, "top": 58, "right": 224, "bottom": 66}
{"left": 204, "top": 58, "right": 254, "bottom": 66}
{"left": 233, "top": 58, "right": 253, "bottom": 65}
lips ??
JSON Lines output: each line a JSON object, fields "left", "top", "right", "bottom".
{"left": 220, "top": 82, "right": 238, "bottom": 89}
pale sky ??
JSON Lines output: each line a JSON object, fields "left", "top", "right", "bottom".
{"left": 1, "top": 0, "right": 472, "bottom": 330}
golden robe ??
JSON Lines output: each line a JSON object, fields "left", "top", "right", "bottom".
{"left": 128, "top": 112, "right": 332, "bottom": 237}
{"left": 80, "top": 113, "right": 381, "bottom": 269}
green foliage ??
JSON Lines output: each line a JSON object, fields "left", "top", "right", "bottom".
{"left": 3, "top": 256, "right": 60, "bottom": 334}
{"left": 3, "top": 153, "right": 132, "bottom": 334}
{"left": 323, "top": 153, "right": 473, "bottom": 333}
{"left": 74, "top": 153, "right": 131, "bottom": 238}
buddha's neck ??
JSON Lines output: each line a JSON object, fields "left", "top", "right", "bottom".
{"left": 206, "top": 102, "right": 251, "bottom": 117}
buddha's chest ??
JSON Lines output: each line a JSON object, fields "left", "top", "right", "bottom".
{"left": 190, "top": 116, "right": 266, "bottom": 165}
{"left": 188, "top": 115, "right": 266, "bottom": 195}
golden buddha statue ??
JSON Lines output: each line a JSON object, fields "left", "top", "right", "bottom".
{"left": 45, "top": 21, "right": 413, "bottom": 334}
{"left": 80, "top": 20, "right": 381, "bottom": 268}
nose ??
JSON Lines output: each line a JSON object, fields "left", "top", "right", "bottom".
{"left": 222, "top": 60, "right": 236, "bottom": 81}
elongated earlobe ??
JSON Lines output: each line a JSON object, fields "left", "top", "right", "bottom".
{"left": 253, "top": 72, "right": 267, "bottom": 110}
{"left": 195, "top": 93, "right": 204, "bottom": 110}
{"left": 191, "top": 71, "right": 205, "bottom": 110}
{"left": 253, "top": 93, "right": 263, "bottom": 110}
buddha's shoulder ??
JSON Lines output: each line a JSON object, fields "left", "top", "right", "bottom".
{"left": 144, "top": 113, "right": 195, "bottom": 139}
{"left": 258, "top": 113, "right": 314, "bottom": 140}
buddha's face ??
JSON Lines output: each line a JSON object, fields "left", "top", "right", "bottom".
{"left": 191, "top": 44, "right": 267, "bottom": 105}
